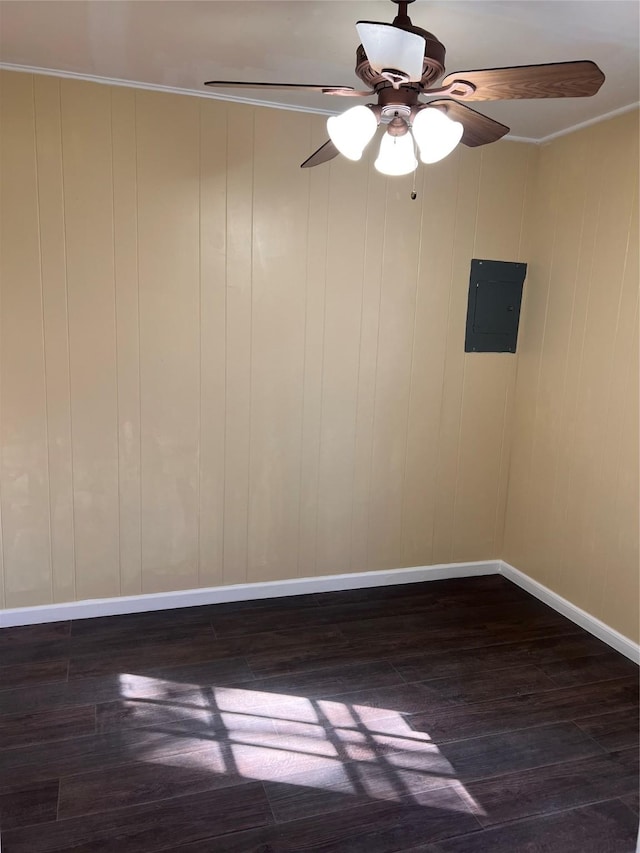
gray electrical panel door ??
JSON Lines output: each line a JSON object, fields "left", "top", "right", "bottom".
{"left": 465, "top": 259, "right": 527, "bottom": 353}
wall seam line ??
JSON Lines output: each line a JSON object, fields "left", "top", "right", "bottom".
{"left": 497, "top": 146, "right": 538, "bottom": 559}
{"left": 364, "top": 176, "right": 390, "bottom": 572}
{"left": 33, "top": 75, "right": 55, "bottom": 604}
{"left": 57, "top": 79, "right": 77, "bottom": 602}
{"left": 244, "top": 109, "right": 256, "bottom": 584}
{"left": 429, "top": 150, "right": 465, "bottom": 564}
{"left": 398, "top": 164, "right": 428, "bottom": 566}
{"left": 543, "top": 133, "right": 590, "bottom": 590}
{"left": 110, "top": 88, "right": 122, "bottom": 598}
{"left": 555, "top": 129, "right": 605, "bottom": 583}
{"left": 311, "top": 157, "right": 330, "bottom": 578}
{"left": 295, "top": 117, "right": 314, "bottom": 578}
{"left": 524, "top": 147, "right": 559, "bottom": 581}
{"left": 450, "top": 148, "right": 483, "bottom": 563}
{"left": 134, "top": 90, "right": 143, "bottom": 595}
{"left": 592, "top": 179, "right": 639, "bottom": 608}
{"left": 197, "top": 100, "right": 203, "bottom": 588}
{"left": 348, "top": 152, "right": 372, "bottom": 572}
{"left": 221, "top": 104, "right": 230, "bottom": 585}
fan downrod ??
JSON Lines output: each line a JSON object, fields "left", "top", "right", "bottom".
{"left": 391, "top": 0, "right": 417, "bottom": 27}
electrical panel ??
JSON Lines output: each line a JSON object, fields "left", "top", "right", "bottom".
{"left": 465, "top": 259, "right": 527, "bottom": 353}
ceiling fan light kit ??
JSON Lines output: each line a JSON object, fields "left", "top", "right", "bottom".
{"left": 328, "top": 102, "right": 464, "bottom": 175}
{"left": 375, "top": 130, "right": 418, "bottom": 176}
{"left": 327, "top": 104, "right": 378, "bottom": 161}
{"left": 412, "top": 107, "right": 464, "bottom": 164}
{"left": 204, "top": 0, "right": 605, "bottom": 177}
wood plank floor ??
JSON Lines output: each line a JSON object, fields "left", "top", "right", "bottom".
{"left": 0, "top": 574, "right": 637, "bottom": 852}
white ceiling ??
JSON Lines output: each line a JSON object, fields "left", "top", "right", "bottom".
{"left": 1, "top": 0, "right": 638, "bottom": 140}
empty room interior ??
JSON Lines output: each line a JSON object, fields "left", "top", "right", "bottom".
{"left": 0, "top": 1, "right": 638, "bottom": 851}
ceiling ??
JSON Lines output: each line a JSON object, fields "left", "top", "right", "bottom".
{"left": 1, "top": 0, "right": 638, "bottom": 140}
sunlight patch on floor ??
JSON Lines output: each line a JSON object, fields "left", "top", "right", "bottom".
{"left": 118, "top": 674, "right": 487, "bottom": 816}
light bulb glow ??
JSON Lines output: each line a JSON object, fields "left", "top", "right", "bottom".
{"left": 374, "top": 131, "right": 418, "bottom": 176}
{"left": 327, "top": 106, "right": 378, "bottom": 161}
{"left": 411, "top": 108, "right": 463, "bottom": 164}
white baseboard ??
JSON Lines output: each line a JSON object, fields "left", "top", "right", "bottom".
{"left": 500, "top": 561, "right": 640, "bottom": 664}
{"left": 2, "top": 558, "right": 638, "bottom": 666}
{"left": 0, "top": 560, "right": 500, "bottom": 628}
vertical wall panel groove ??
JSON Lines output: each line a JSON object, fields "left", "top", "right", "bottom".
{"left": 248, "top": 109, "right": 308, "bottom": 583}
{"left": 5, "top": 69, "right": 604, "bottom": 617}
{"left": 297, "top": 117, "right": 330, "bottom": 577}
{"left": 401, "top": 159, "right": 457, "bottom": 568}
{"left": 223, "top": 104, "right": 254, "bottom": 584}
{"left": 442, "top": 147, "right": 483, "bottom": 565}
{"left": 452, "top": 143, "right": 531, "bottom": 563}
{"left": 398, "top": 166, "right": 428, "bottom": 568}
{"left": 346, "top": 155, "right": 372, "bottom": 572}
{"left": 198, "top": 99, "right": 227, "bottom": 588}
{"left": 135, "top": 91, "right": 143, "bottom": 597}
{"left": 294, "top": 119, "right": 315, "bottom": 578}
{"left": 136, "top": 90, "right": 200, "bottom": 594}
{"left": 504, "top": 110, "right": 639, "bottom": 642}
{"left": 554, "top": 127, "right": 607, "bottom": 594}
{"left": 367, "top": 172, "right": 423, "bottom": 572}
{"left": 196, "top": 104, "right": 202, "bottom": 587}
{"left": 431, "top": 148, "right": 481, "bottom": 564}
{"left": 110, "top": 90, "right": 121, "bottom": 597}
{"left": 349, "top": 157, "right": 386, "bottom": 573}
{"left": 494, "top": 146, "right": 539, "bottom": 557}
{"left": 34, "top": 76, "right": 75, "bottom": 603}
{"left": 32, "top": 76, "right": 55, "bottom": 605}
{"left": 517, "top": 142, "right": 561, "bottom": 583}
{"left": 112, "top": 86, "right": 141, "bottom": 597}
{"left": 357, "top": 174, "right": 388, "bottom": 574}
{"left": 1, "top": 71, "right": 52, "bottom": 606}
{"left": 58, "top": 77, "right": 76, "bottom": 603}
{"left": 315, "top": 154, "right": 370, "bottom": 576}
{"left": 61, "top": 78, "right": 120, "bottom": 602}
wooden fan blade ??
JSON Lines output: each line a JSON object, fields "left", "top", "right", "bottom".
{"left": 204, "top": 81, "right": 373, "bottom": 96}
{"left": 300, "top": 140, "right": 339, "bottom": 169}
{"left": 441, "top": 61, "right": 605, "bottom": 101}
{"left": 427, "top": 100, "right": 510, "bottom": 147}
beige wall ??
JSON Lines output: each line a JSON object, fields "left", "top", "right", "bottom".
{"left": 503, "top": 110, "right": 639, "bottom": 642}
{"left": 0, "top": 70, "right": 535, "bottom": 608}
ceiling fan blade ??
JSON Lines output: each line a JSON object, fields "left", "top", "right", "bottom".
{"left": 204, "top": 81, "right": 372, "bottom": 96}
{"left": 427, "top": 100, "right": 510, "bottom": 147}
{"left": 300, "top": 140, "right": 339, "bottom": 169}
{"left": 356, "top": 22, "right": 425, "bottom": 82}
{"left": 441, "top": 61, "right": 605, "bottom": 101}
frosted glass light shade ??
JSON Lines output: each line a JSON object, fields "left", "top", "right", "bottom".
{"left": 374, "top": 131, "right": 418, "bottom": 176}
{"left": 356, "top": 22, "right": 426, "bottom": 82}
{"left": 411, "top": 108, "right": 463, "bottom": 164}
{"left": 327, "top": 106, "right": 378, "bottom": 161}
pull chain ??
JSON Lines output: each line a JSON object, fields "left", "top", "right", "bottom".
{"left": 410, "top": 137, "right": 418, "bottom": 200}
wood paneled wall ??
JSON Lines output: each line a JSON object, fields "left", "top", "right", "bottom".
{"left": 504, "top": 110, "right": 639, "bottom": 642}
{"left": 0, "top": 71, "right": 535, "bottom": 607}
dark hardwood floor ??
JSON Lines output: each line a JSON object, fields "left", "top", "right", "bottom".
{"left": 0, "top": 574, "right": 637, "bottom": 852}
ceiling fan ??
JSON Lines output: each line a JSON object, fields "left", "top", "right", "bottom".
{"left": 204, "top": 0, "right": 605, "bottom": 176}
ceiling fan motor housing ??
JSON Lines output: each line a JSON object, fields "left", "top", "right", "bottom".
{"left": 355, "top": 28, "right": 446, "bottom": 91}
{"left": 203, "top": 0, "right": 606, "bottom": 170}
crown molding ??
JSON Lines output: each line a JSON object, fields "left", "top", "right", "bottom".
{"left": 535, "top": 100, "right": 640, "bottom": 144}
{"left": 0, "top": 62, "right": 338, "bottom": 116}
{"left": 500, "top": 135, "right": 538, "bottom": 144}
{"left": 1, "top": 62, "right": 637, "bottom": 146}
